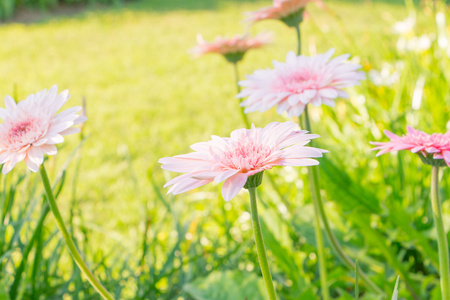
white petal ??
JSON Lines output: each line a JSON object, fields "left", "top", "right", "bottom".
{"left": 45, "top": 134, "right": 64, "bottom": 144}
{"left": 222, "top": 173, "right": 248, "bottom": 201}
{"left": 40, "top": 144, "right": 57, "bottom": 156}
{"left": 4, "top": 96, "right": 16, "bottom": 110}
{"left": 27, "top": 146, "right": 44, "bottom": 165}
{"left": 24, "top": 156, "right": 40, "bottom": 172}
{"left": 60, "top": 127, "right": 80, "bottom": 136}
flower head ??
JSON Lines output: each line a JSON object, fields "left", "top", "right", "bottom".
{"left": 244, "top": 0, "right": 320, "bottom": 27}
{"left": 190, "top": 32, "right": 272, "bottom": 63}
{"left": 159, "top": 121, "right": 327, "bottom": 201}
{"left": 237, "top": 49, "right": 365, "bottom": 117}
{"left": 371, "top": 126, "right": 450, "bottom": 167}
{"left": 0, "top": 86, "right": 87, "bottom": 174}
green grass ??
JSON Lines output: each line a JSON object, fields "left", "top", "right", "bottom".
{"left": 0, "top": 0, "right": 449, "bottom": 299}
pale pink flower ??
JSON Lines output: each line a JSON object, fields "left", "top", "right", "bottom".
{"left": 371, "top": 126, "right": 450, "bottom": 167}
{"left": 0, "top": 86, "right": 87, "bottom": 174}
{"left": 159, "top": 121, "right": 327, "bottom": 201}
{"left": 245, "top": 0, "right": 322, "bottom": 26}
{"left": 190, "top": 32, "right": 272, "bottom": 63}
{"left": 237, "top": 49, "right": 365, "bottom": 117}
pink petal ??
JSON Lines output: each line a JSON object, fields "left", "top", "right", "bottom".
{"left": 222, "top": 173, "right": 248, "bottom": 201}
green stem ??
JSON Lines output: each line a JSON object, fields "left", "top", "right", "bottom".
{"left": 430, "top": 166, "right": 450, "bottom": 299}
{"left": 301, "top": 108, "right": 329, "bottom": 300}
{"left": 295, "top": 24, "right": 301, "bottom": 55}
{"left": 355, "top": 260, "right": 359, "bottom": 300}
{"left": 232, "top": 62, "right": 251, "bottom": 128}
{"left": 248, "top": 187, "right": 277, "bottom": 300}
{"left": 301, "top": 107, "right": 384, "bottom": 296}
{"left": 39, "top": 164, "right": 114, "bottom": 300}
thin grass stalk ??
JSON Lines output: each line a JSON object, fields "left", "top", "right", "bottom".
{"left": 10, "top": 172, "right": 66, "bottom": 299}
{"left": 9, "top": 204, "right": 50, "bottom": 300}
{"left": 39, "top": 164, "right": 114, "bottom": 300}
{"left": 232, "top": 62, "right": 251, "bottom": 128}
{"left": 248, "top": 187, "right": 277, "bottom": 300}
{"left": 355, "top": 260, "right": 359, "bottom": 300}
{"left": 31, "top": 220, "right": 43, "bottom": 298}
{"left": 430, "top": 166, "right": 450, "bottom": 299}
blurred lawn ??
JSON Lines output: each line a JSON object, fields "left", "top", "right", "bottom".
{"left": 3, "top": 0, "right": 447, "bottom": 298}
{"left": 0, "top": 0, "right": 408, "bottom": 240}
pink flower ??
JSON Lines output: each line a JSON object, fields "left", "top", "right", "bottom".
{"left": 190, "top": 32, "right": 272, "bottom": 63}
{"left": 0, "top": 86, "right": 87, "bottom": 174}
{"left": 371, "top": 126, "right": 450, "bottom": 167}
{"left": 237, "top": 49, "right": 365, "bottom": 117}
{"left": 159, "top": 121, "right": 327, "bottom": 201}
{"left": 245, "top": 0, "right": 321, "bottom": 26}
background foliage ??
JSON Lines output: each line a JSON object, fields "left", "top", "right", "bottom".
{"left": 0, "top": 0, "right": 449, "bottom": 299}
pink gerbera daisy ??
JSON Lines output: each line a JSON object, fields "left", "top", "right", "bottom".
{"left": 245, "top": 0, "right": 321, "bottom": 27}
{"left": 190, "top": 32, "right": 272, "bottom": 63}
{"left": 0, "top": 86, "right": 87, "bottom": 174}
{"left": 159, "top": 121, "right": 327, "bottom": 201}
{"left": 371, "top": 126, "right": 450, "bottom": 167}
{"left": 237, "top": 49, "right": 365, "bottom": 117}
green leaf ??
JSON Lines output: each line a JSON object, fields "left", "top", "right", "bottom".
{"left": 0, "top": 277, "right": 11, "bottom": 300}
{"left": 391, "top": 276, "right": 399, "bottom": 300}
{"left": 183, "top": 270, "right": 267, "bottom": 300}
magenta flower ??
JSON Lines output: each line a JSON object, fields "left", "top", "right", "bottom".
{"left": 237, "top": 49, "right": 365, "bottom": 117}
{"left": 244, "top": 0, "right": 322, "bottom": 27}
{"left": 0, "top": 86, "right": 87, "bottom": 174}
{"left": 190, "top": 32, "right": 272, "bottom": 63}
{"left": 159, "top": 121, "right": 327, "bottom": 201}
{"left": 371, "top": 126, "right": 450, "bottom": 167}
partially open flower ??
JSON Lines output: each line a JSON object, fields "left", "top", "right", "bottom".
{"left": 244, "top": 0, "right": 320, "bottom": 27}
{"left": 159, "top": 121, "right": 327, "bottom": 201}
{"left": 371, "top": 126, "right": 450, "bottom": 167}
{"left": 190, "top": 32, "right": 272, "bottom": 63}
{"left": 0, "top": 86, "right": 87, "bottom": 174}
{"left": 237, "top": 49, "right": 365, "bottom": 117}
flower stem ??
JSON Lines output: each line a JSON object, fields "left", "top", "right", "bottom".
{"left": 232, "top": 61, "right": 251, "bottom": 128}
{"left": 301, "top": 106, "right": 384, "bottom": 296}
{"left": 39, "top": 164, "right": 114, "bottom": 300}
{"left": 430, "top": 166, "right": 450, "bottom": 299}
{"left": 295, "top": 24, "right": 301, "bottom": 55}
{"left": 301, "top": 107, "right": 329, "bottom": 300}
{"left": 248, "top": 187, "right": 277, "bottom": 300}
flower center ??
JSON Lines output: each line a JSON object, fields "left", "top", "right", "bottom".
{"left": 6, "top": 118, "right": 43, "bottom": 147}
{"left": 10, "top": 122, "right": 32, "bottom": 138}
{"left": 275, "top": 70, "right": 318, "bottom": 93}
{"left": 218, "top": 139, "right": 273, "bottom": 172}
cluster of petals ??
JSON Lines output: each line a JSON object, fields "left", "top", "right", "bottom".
{"left": 371, "top": 126, "right": 450, "bottom": 167}
{"left": 0, "top": 86, "right": 87, "bottom": 174}
{"left": 244, "top": 0, "right": 319, "bottom": 23}
{"left": 190, "top": 32, "right": 272, "bottom": 57}
{"left": 159, "top": 121, "right": 327, "bottom": 201}
{"left": 237, "top": 49, "right": 365, "bottom": 117}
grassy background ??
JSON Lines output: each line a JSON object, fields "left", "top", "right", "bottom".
{"left": 1, "top": 0, "right": 449, "bottom": 299}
